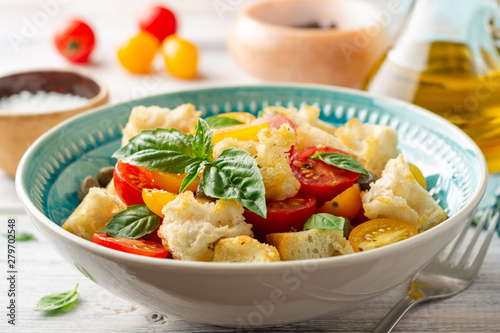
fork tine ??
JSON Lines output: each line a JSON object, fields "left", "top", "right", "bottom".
{"left": 466, "top": 211, "right": 499, "bottom": 273}
{"left": 457, "top": 208, "right": 492, "bottom": 267}
{"left": 444, "top": 209, "right": 486, "bottom": 262}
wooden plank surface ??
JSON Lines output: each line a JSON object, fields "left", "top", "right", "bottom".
{"left": 1, "top": 0, "right": 500, "bottom": 332}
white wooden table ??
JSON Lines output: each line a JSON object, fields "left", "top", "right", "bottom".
{"left": 1, "top": 1, "right": 499, "bottom": 332}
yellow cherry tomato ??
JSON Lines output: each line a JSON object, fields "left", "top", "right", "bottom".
{"left": 316, "top": 184, "right": 362, "bottom": 221}
{"left": 117, "top": 31, "right": 159, "bottom": 73}
{"left": 348, "top": 218, "right": 418, "bottom": 252}
{"left": 150, "top": 170, "right": 200, "bottom": 194}
{"left": 142, "top": 188, "right": 177, "bottom": 218}
{"left": 217, "top": 112, "right": 256, "bottom": 124}
{"left": 212, "top": 122, "right": 269, "bottom": 144}
{"left": 408, "top": 163, "right": 426, "bottom": 189}
{"left": 161, "top": 35, "right": 198, "bottom": 79}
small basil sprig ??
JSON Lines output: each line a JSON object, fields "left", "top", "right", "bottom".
{"left": 257, "top": 109, "right": 279, "bottom": 118}
{"left": 310, "top": 152, "right": 368, "bottom": 175}
{"left": 204, "top": 115, "right": 243, "bottom": 129}
{"left": 35, "top": 284, "right": 80, "bottom": 312}
{"left": 113, "top": 118, "right": 267, "bottom": 218}
{"left": 303, "top": 213, "right": 351, "bottom": 238}
{"left": 99, "top": 205, "right": 161, "bottom": 239}
{"left": 2, "top": 232, "right": 36, "bottom": 241}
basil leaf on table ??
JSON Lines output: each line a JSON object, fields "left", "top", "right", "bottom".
{"left": 35, "top": 284, "right": 79, "bottom": 312}
{"left": 113, "top": 128, "right": 199, "bottom": 174}
{"left": 204, "top": 115, "right": 243, "bottom": 129}
{"left": 99, "top": 205, "right": 161, "bottom": 239}
{"left": 310, "top": 152, "right": 368, "bottom": 175}
{"left": 2, "top": 232, "right": 36, "bottom": 241}
{"left": 202, "top": 147, "right": 267, "bottom": 218}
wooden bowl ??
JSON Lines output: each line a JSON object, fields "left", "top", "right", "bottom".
{"left": 0, "top": 69, "right": 109, "bottom": 177}
{"left": 228, "top": 0, "right": 390, "bottom": 87}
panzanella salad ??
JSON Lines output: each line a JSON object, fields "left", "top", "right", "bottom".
{"left": 62, "top": 104, "right": 448, "bottom": 261}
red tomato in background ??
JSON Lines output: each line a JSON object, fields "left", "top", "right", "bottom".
{"left": 290, "top": 146, "right": 360, "bottom": 205}
{"left": 113, "top": 160, "right": 159, "bottom": 206}
{"left": 243, "top": 194, "right": 316, "bottom": 238}
{"left": 139, "top": 5, "right": 177, "bottom": 42}
{"left": 54, "top": 18, "right": 95, "bottom": 63}
{"left": 92, "top": 232, "right": 169, "bottom": 258}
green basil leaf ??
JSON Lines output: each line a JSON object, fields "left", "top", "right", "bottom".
{"left": 193, "top": 118, "right": 214, "bottom": 161}
{"left": 310, "top": 152, "right": 368, "bottom": 175}
{"left": 257, "top": 109, "right": 279, "bottom": 118}
{"left": 204, "top": 115, "right": 243, "bottom": 129}
{"left": 202, "top": 147, "right": 267, "bottom": 218}
{"left": 35, "top": 284, "right": 79, "bottom": 312}
{"left": 303, "top": 213, "right": 347, "bottom": 231}
{"left": 113, "top": 128, "right": 198, "bottom": 174}
{"left": 179, "top": 160, "right": 206, "bottom": 193}
{"left": 99, "top": 205, "right": 161, "bottom": 239}
{"left": 2, "top": 232, "right": 36, "bottom": 241}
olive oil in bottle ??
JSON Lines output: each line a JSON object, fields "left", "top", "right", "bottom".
{"left": 364, "top": 0, "right": 500, "bottom": 172}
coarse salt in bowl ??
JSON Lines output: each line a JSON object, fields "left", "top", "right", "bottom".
{"left": 16, "top": 84, "right": 487, "bottom": 328}
{"left": 0, "top": 68, "right": 108, "bottom": 177}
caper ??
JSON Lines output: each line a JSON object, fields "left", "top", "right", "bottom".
{"left": 97, "top": 166, "right": 114, "bottom": 187}
{"left": 357, "top": 171, "right": 380, "bottom": 191}
{"left": 78, "top": 175, "right": 100, "bottom": 201}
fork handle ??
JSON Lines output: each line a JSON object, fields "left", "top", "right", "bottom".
{"left": 371, "top": 294, "right": 423, "bottom": 333}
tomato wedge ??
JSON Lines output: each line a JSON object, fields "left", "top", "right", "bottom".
{"left": 243, "top": 194, "right": 316, "bottom": 238}
{"left": 92, "top": 232, "right": 169, "bottom": 258}
{"left": 348, "top": 219, "right": 418, "bottom": 252}
{"left": 253, "top": 113, "right": 296, "bottom": 132}
{"left": 290, "top": 146, "right": 360, "bottom": 205}
{"left": 316, "top": 184, "right": 362, "bottom": 221}
{"left": 113, "top": 160, "right": 159, "bottom": 206}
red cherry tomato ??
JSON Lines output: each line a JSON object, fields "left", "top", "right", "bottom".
{"left": 54, "top": 18, "right": 95, "bottom": 63}
{"left": 253, "top": 113, "right": 296, "bottom": 133}
{"left": 290, "top": 146, "right": 360, "bottom": 205}
{"left": 113, "top": 161, "right": 159, "bottom": 206}
{"left": 139, "top": 5, "right": 177, "bottom": 42}
{"left": 92, "top": 232, "right": 169, "bottom": 258}
{"left": 243, "top": 194, "right": 316, "bottom": 238}
{"left": 253, "top": 113, "right": 296, "bottom": 154}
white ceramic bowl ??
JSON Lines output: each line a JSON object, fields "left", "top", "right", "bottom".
{"left": 16, "top": 84, "right": 487, "bottom": 328}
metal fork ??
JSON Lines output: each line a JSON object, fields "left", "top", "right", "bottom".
{"left": 372, "top": 208, "right": 500, "bottom": 333}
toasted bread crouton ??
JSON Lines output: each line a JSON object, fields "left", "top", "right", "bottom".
{"left": 266, "top": 229, "right": 354, "bottom": 261}
{"left": 159, "top": 192, "right": 253, "bottom": 261}
{"left": 295, "top": 123, "right": 354, "bottom": 153}
{"left": 212, "top": 236, "right": 280, "bottom": 263}
{"left": 62, "top": 187, "right": 126, "bottom": 240}
{"left": 214, "top": 124, "right": 300, "bottom": 201}
{"left": 122, "top": 103, "right": 202, "bottom": 145}
{"left": 362, "top": 155, "right": 447, "bottom": 232}
{"left": 335, "top": 118, "right": 399, "bottom": 175}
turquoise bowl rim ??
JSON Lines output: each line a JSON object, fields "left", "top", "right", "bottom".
{"left": 15, "top": 83, "right": 488, "bottom": 270}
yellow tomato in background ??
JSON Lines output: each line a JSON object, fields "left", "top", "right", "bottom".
{"left": 162, "top": 35, "right": 198, "bottom": 79}
{"left": 118, "top": 31, "right": 159, "bottom": 73}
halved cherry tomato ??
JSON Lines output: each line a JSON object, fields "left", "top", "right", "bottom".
{"left": 290, "top": 146, "right": 361, "bottom": 205}
{"left": 92, "top": 232, "right": 169, "bottom": 258}
{"left": 218, "top": 112, "right": 256, "bottom": 124}
{"left": 138, "top": 5, "right": 177, "bottom": 42}
{"left": 150, "top": 170, "right": 200, "bottom": 193}
{"left": 142, "top": 188, "right": 177, "bottom": 218}
{"left": 253, "top": 113, "right": 296, "bottom": 133}
{"left": 243, "top": 194, "right": 316, "bottom": 238}
{"left": 142, "top": 227, "right": 163, "bottom": 244}
{"left": 113, "top": 160, "right": 159, "bottom": 206}
{"left": 348, "top": 218, "right": 418, "bottom": 252}
{"left": 54, "top": 18, "right": 95, "bottom": 63}
{"left": 316, "top": 184, "right": 362, "bottom": 221}
{"left": 212, "top": 122, "right": 269, "bottom": 144}
{"left": 408, "top": 163, "right": 426, "bottom": 189}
